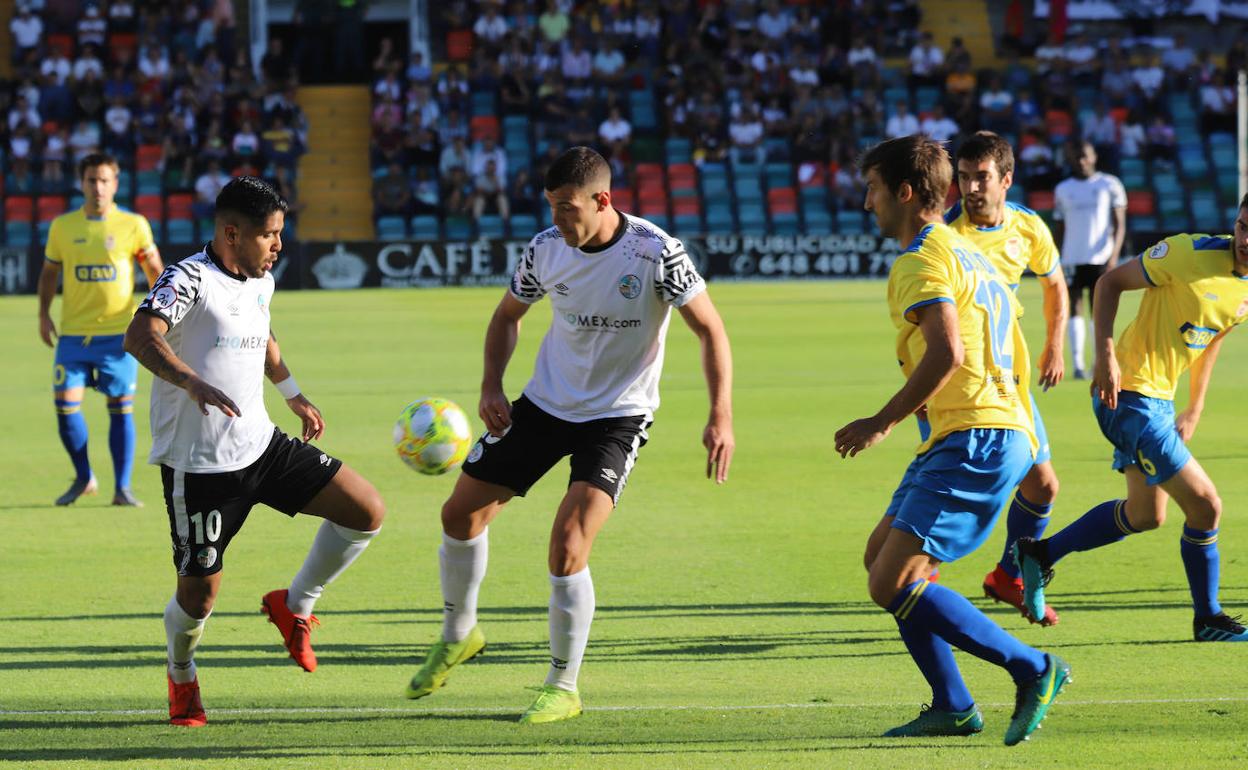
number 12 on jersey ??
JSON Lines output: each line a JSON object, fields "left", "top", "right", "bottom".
{"left": 973, "top": 278, "right": 1014, "bottom": 369}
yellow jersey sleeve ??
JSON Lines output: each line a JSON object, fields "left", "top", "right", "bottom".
{"left": 45, "top": 217, "right": 66, "bottom": 264}
{"left": 890, "top": 246, "right": 957, "bottom": 325}
{"left": 1137, "top": 236, "right": 1184, "bottom": 288}
{"left": 1021, "top": 209, "right": 1060, "bottom": 278}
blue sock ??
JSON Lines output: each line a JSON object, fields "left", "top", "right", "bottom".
{"left": 55, "top": 400, "right": 92, "bottom": 481}
{"left": 108, "top": 399, "right": 136, "bottom": 492}
{"left": 1180, "top": 526, "right": 1222, "bottom": 618}
{"left": 1046, "top": 499, "right": 1138, "bottom": 564}
{"left": 999, "top": 492, "right": 1052, "bottom": 577}
{"left": 890, "top": 579, "right": 1046, "bottom": 682}
{"left": 894, "top": 615, "right": 973, "bottom": 712}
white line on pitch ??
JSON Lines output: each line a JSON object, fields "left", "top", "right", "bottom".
{"left": 4, "top": 696, "right": 1248, "bottom": 718}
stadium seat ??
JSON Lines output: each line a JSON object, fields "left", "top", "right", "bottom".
{"left": 672, "top": 196, "right": 702, "bottom": 216}
{"left": 508, "top": 214, "right": 537, "bottom": 237}
{"left": 446, "top": 29, "right": 473, "bottom": 61}
{"left": 166, "top": 193, "right": 194, "bottom": 220}
{"left": 705, "top": 204, "right": 734, "bottom": 233}
{"left": 135, "top": 194, "right": 163, "bottom": 222}
{"left": 471, "top": 92, "right": 497, "bottom": 118}
{"left": 166, "top": 219, "right": 195, "bottom": 244}
{"left": 767, "top": 188, "right": 797, "bottom": 215}
{"left": 36, "top": 220, "right": 52, "bottom": 242}
{"left": 4, "top": 221, "right": 32, "bottom": 246}
{"left": 410, "top": 215, "right": 440, "bottom": 240}
{"left": 1026, "top": 191, "right": 1055, "bottom": 212}
{"left": 611, "top": 187, "right": 636, "bottom": 211}
{"left": 764, "top": 162, "right": 792, "bottom": 190}
{"left": 445, "top": 216, "right": 473, "bottom": 240}
{"left": 5, "top": 196, "right": 34, "bottom": 223}
{"left": 836, "top": 209, "right": 865, "bottom": 234}
{"left": 638, "top": 191, "right": 668, "bottom": 218}
{"left": 1126, "top": 191, "right": 1155, "bottom": 216}
{"left": 764, "top": 137, "right": 790, "bottom": 162}
{"left": 470, "top": 115, "right": 499, "bottom": 141}
{"left": 665, "top": 137, "right": 692, "bottom": 164}
{"left": 376, "top": 216, "right": 407, "bottom": 240}
{"left": 804, "top": 208, "right": 832, "bottom": 234}
{"left": 733, "top": 177, "right": 763, "bottom": 202}
{"left": 136, "top": 145, "right": 163, "bottom": 172}
{"left": 478, "top": 215, "right": 506, "bottom": 238}
{"left": 672, "top": 214, "right": 702, "bottom": 235}
{"left": 700, "top": 171, "right": 730, "bottom": 201}
{"left": 772, "top": 212, "right": 800, "bottom": 234}
{"left": 738, "top": 202, "right": 767, "bottom": 231}
{"left": 36, "top": 196, "right": 67, "bottom": 222}
{"left": 136, "top": 171, "right": 162, "bottom": 196}
{"left": 46, "top": 33, "right": 74, "bottom": 57}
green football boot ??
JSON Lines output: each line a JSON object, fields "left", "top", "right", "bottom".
{"left": 883, "top": 703, "right": 984, "bottom": 737}
{"left": 1004, "top": 653, "right": 1071, "bottom": 746}
{"left": 405, "top": 625, "right": 486, "bottom": 699}
{"left": 519, "top": 685, "right": 583, "bottom": 724}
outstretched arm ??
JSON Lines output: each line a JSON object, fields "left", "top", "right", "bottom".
{"left": 678, "top": 292, "right": 734, "bottom": 484}
{"left": 266, "top": 330, "right": 324, "bottom": 441}
{"left": 124, "top": 312, "right": 240, "bottom": 417}
{"left": 835, "top": 300, "right": 962, "bottom": 458}
{"left": 480, "top": 291, "right": 531, "bottom": 436}
{"left": 1036, "top": 270, "right": 1069, "bottom": 390}
{"left": 1091, "top": 258, "right": 1151, "bottom": 409}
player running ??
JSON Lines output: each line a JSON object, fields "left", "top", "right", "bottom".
{"left": 37, "top": 152, "right": 163, "bottom": 506}
{"left": 404, "top": 147, "right": 734, "bottom": 724}
{"left": 946, "top": 131, "right": 1069, "bottom": 625}
{"left": 839, "top": 135, "right": 1069, "bottom": 744}
{"left": 124, "top": 177, "right": 386, "bottom": 726}
{"left": 1015, "top": 202, "right": 1248, "bottom": 643}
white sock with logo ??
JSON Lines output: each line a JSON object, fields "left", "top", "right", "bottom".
{"left": 1068, "top": 316, "right": 1087, "bottom": 372}
{"left": 287, "top": 521, "right": 380, "bottom": 617}
{"left": 164, "top": 595, "right": 208, "bottom": 684}
{"left": 440, "top": 529, "right": 488, "bottom": 642}
{"left": 545, "top": 567, "right": 594, "bottom": 692}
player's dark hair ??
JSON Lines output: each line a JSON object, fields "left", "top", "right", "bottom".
{"left": 955, "top": 131, "right": 1015, "bottom": 178}
{"left": 77, "top": 151, "right": 119, "bottom": 179}
{"left": 214, "top": 176, "right": 288, "bottom": 226}
{"left": 1239, "top": 192, "right": 1248, "bottom": 212}
{"left": 858, "top": 135, "right": 952, "bottom": 213}
{"left": 544, "top": 146, "right": 611, "bottom": 192}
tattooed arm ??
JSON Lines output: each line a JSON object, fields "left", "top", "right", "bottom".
{"left": 124, "top": 312, "right": 240, "bottom": 417}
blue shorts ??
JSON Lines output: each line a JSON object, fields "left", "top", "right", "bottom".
{"left": 915, "top": 392, "right": 1049, "bottom": 466}
{"left": 53, "top": 335, "right": 138, "bottom": 398}
{"left": 1093, "top": 390, "right": 1191, "bottom": 485}
{"left": 886, "top": 428, "right": 1033, "bottom": 563}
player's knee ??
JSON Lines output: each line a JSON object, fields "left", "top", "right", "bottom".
{"left": 1186, "top": 491, "right": 1222, "bottom": 529}
{"left": 358, "top": 486, "right": 386, "bottom": 530}
{"left": 866, "top": 569, "right": 902, "bottom": 609}
{"left": 1021, "top": 470, "right": 1059, "bottom": 505}
{"left": 176, "top": 586, "right": 217, "bottom": 619}
{"left": 1125, "top": 500, "right": 1165, "bottom": 531}
{"left": 440, "top": 498, "right": 478, "bottom": 539}
{"left": 548, "top": 541, "right": 588, "bottom": 576}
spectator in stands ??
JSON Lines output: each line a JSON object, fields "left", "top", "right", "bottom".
{"left": 693, "top": 111, "right": 727, "bottom": 167}
{"left": 437, "top": 66, "right": 470, "bottom": 113}
{"left": 8, "top": 93, "right": 39, "bottom": 133}
{"left": 372, "top": 110, "right": 405, "bottom": 168}
{"left": 261, "top": 37, "right": 292, "bottom": 89}
{"left": 533, "top": 142, "right": 562, "bottom": 190}
{"left": 262, "top": 115, "right": 301, "bottom": 171}
{"left": 561, "top": 37, "right": 593, "bottom": 100}
{"left": 68, "top": 119, "right": 101, "bottom": 164}
{"left": 163, "top": 112, "right": 197, "bottom": 188}
{"left": 908, "top": 31, "right": 944, "bottom": 88}
{"left": 10, "top": 6, "right": 43, "bottom": 65}
{"left": 1226, "top": 40, "right": 1248, "bottom": 79}
{"left": 375, "top": 69, "right": 402, "bottom": 102}
{"left": 406, "top": 125, "right": 440, "bottom": 172}
{"left": 412, "top": 166, "right": 440, "bottom": 216}
{"left": 1145, "top": 114, "right": 1177, "bottom": 166}
{"left": 563, "top": 104, "right": 597, "bottom": 148}
{"left": 1100, "top": 56, "right": 1133, "bottom": 107}
{"left": 1132, "top": 52, "right": 1164, "bottom": 112}
{"left": 9, "top": 129, "right": 36, "bottom": 194}
{"left": 75, "top": 68, "right": 105, "bottom": 120}
{"left": 231, "top": 119, "right": 261, "bottom": 164}
{"left": 979, "top": 74, "right": 1016, "bottom": 133}
{"left": 762, "top": 95, "right": 790, "bottom": 141}
{"left": 1118, "top": 110, "right": 1145, "bottom": 159}
{"left": 1200, "top": 71, "right": 1235, "bottom": 134}
{"left": 103, "top": 96, "right": 135, "bottom": 156}
{"left": 333, "top": 0, "right": 366, "bottom": 81}
{"left": 592, "top": 40, "right": 628, "bottom": 89}
{"left": 440, "top": 135, "right": 471, "bottom": 178}
{"left": 374, "top": 162, "right": 413, "bottom": 220}
{"left": 407, "top": 51, "right": 432, "bottom": 86}
{"left": 1064, "top": 33, "right": 1098, "bottom": 84}
{"left": 42, "top": 126, "right": 69, "bottom": 188}
{"left": 473, "top": 2, "right": 509, "bottom": 52}
{"left": 1018, "top": 127, "right": 1058, "bottom": 191}
{"left": 437, "top": 106, "right": 468, "bottom": 145}
{"left": 199, "top": 119, "right": 230, "bottom": 167}
{"left": 536, "top": 73, "right": 574, "bottom": 137}
{"left": 728, "top": 104, "right": 765, "bottom": 166}
{"left": 832, "top": 161, "right": 865, "bottom": 212}
{"left": 847, "top": 35, "right": 880, "bottom": 88}
{"left": 697, "top": 2, "right": 728, "bottom": 54}
{"left": 74, "top": 43, "right": 105, "bottom": 81}
{"left": 756, "top": 0, "right": 792, "bottom": 42}
{"left": 499, "top": 65, "right": 532, "bottom": 114}
{"left": 598, "top": 105, "right": 631, "bottom": 161}
{"left": 855, "top": 89, "right": 885, "bottom": 137}
{"left": 1083, "top": 102, "right": 1119, "bottom": 171}
{"left": 471, "top": 135, "right": 507, "bottom": 182}
{"left": 42, "top": 47, "right": 72, "bottom": 86}
{"left": 1162, "top": 33, "right": 1196, "bottom": 85}
{"left": 633, "top": 5, "right": 663, "bottom": 59}
{"left": 109, "top": 0, "right": 138, "bottom": 34}
{"left": 944, "top": 59, "right": 977, "bottom": 127}
{"left": 135, "top": 91, "right": 162, "bottom": 145}
{"left": 406, "top": 84, "right": 440, "bottom": 130}
{"left": 538, "top": 0, "right": 570, "bottom": 45}
{"left": 921, "top": 104, "right": 960, "bottom": 143}
{"left": 272, "top": 165, "right": 305, "bottom": 229}
{"left": 442, "top": 165, "right": 474, "bottom": 217}
{"left": 138, "top": 42, "right": 170, "bottom": 83}
{"left": 510, "top": 166, "right": 536, "bottom": 216}
{"left": 39, "top": 71, "right": 76, "bottom": 125}
{"left": 472, "top": 157, "right": 510, "bottom": 222}
{"left": 789, "top": 48, "right": 820, "bottom": 89}
{"left": 792, "top": 113, "right": 828, "bottom": 167}
{"left": 194, "top": 158, "right": 232, "bottom": 219}
{"left": 946, "top": 36, "right": 972, "bottom": 72}
{"left": 885, "top": 100, "right": 919, "bottom": 139}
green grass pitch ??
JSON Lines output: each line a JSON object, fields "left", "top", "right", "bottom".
{"left": 2, "top": 280, "right": 1248, "bottom": 768}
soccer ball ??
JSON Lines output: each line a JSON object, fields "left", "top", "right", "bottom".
{"left": 393, "top": 397, "right": 474, "bottom": 475}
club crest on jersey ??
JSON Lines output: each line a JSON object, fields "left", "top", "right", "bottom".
{"left": 1237, "top": 297, "right": 1248, "bottom": 318}
{"left": 618, "top": 274, "right": 641, "bottom": 299}
{"left": 257, "top": 293, "right": 269, "bottom": 314}
{"left": 105, "top": 235, "right": 116, "bottom": 250}
{"left": 1004, "top": 237, "right": 1022, "bottom": 260}
{"left": 1148, "top": 242, "right": 1169, "bottom": 259}
{"left": 196, "top": 546, "right": 218, "bottom": 569}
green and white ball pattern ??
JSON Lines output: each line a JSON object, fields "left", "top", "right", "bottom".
{"left": 393, "top": 397, "right": 473, "bottom": 475}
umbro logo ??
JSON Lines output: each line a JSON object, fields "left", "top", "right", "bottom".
{"left": 319, "top": 453, "right": 330, "bottom": 466}
{"left": 227, "top": 303, "right": 240, "bottom": 316}
{"left": 600, "top": 468, "right": 618, "bottom": 483}
{"left": 554, "top": 283, "right": 570, "bottom": 295}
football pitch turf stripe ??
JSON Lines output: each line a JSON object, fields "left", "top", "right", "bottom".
{"left": 6, "top": 695, "right": 1248, "bottom": 717}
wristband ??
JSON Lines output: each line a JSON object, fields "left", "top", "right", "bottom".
{"left": 275, "top": 376, "right": 301, "bottom": 399}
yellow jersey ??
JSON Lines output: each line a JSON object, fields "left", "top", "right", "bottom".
{"left": 944, "top": 200, "right": 1060, "bottom": 291}
{"left": 46, "top": 207, "right": 156, "bottom": 336}
{"left": 887, "top": 222, "right": 1037, "bottom": 454}
{"left": 1117, "top": 234, "right": 1248, "bottom": 400}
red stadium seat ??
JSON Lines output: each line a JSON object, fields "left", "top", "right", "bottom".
{"left": 610, "top": 187, "right": 635, "bottom": 211}
{"left": 4, "top": 196, "right": 34, "bottom": 223}
{"left": 667, "top": 163, "right": 697, "bottom": 190}
{"left": 136, "top": 144, "right": 163, "bottom": 172}
{"left": 1045, "top": 109, "right": 1074, "bottom": 141}
{"left": 36, "top": 196, "right": 68, "bottom": 222}
{"left": 767, "top": 188, "right": 797, "bottom": 214}
{"left": 46, "top": 34, "right": 74, "bottom": 57}
{"left": 1027, "top": 191, "right": 1055, "bottom": 211}
{"left": 1127, "top": 190, "right": 1155, "bottom": 216}
{"left": 798, "top": 162, "right": 826, "bottom": 188}
{"left": 135, "top": 194, "right": 163, "bottom": 222}
{"left": 635, "top": 163, "right": 664, "bottom": 183}
{"left": 446, "top": 29, "right": 473, "bottom": 61}
{"left": 109, "top": 33, "right": 138, "bottom": 61}
{"left": 166, "top": 193, "right": 194, "bottom": 219}
{"left": 672, "top": 196, "right": 702, "bottom": 216}
{"left": 469, "top": 115, "right": 499, "bottom": 141}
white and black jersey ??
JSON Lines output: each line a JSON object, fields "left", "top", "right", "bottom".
{"left": 137, "top": 245, "right": 276, "bottom": 472}
{"left": 510, "top": 211, "right": 706, "bottom": 422}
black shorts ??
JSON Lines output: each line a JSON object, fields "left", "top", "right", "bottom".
{"left": 1065, "top": 263, "right": 1106, "bottom": 302}
{"left": 461, "top": 395, "right": 651, "bottom": 504}
{"left": 161, "top": 428, "right": 343, "bottom": 577}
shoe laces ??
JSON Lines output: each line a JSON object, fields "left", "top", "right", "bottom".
{"left": 293, "top": 615, "right": 321, "bottom": 634}
{"left": 1211, "top": 613, "right": 1246, "bottom": 633}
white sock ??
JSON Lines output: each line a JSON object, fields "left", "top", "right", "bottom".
{"left": 1068, "top": 316, "right": 1087, "bottom": 372}
{"left": 164, "top": 596, "right": 208, "bottom": 684}
{"left": 287, "top": 521, "right": 380, "bottom": 616}
{"left": 545, "top": 567, "right": 594, "bottom": 692}
{"left": 440, "top": 529, "right": 488, "bottom": 642}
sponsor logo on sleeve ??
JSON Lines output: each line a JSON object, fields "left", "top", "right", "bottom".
{"left": 1148, "top": 242, "right": 1169, "bottom": 259}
